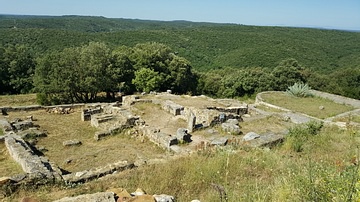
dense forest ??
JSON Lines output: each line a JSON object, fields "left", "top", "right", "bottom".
{"left": 0, "top": 15, "right": 359, "bottom": 102}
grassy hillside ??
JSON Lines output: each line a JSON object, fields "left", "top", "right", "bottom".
{"left": 0, "top": 15, "right": 359, "bottom": 72}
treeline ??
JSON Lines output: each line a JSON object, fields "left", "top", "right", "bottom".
{"left": 1, "top": 42, "right": 359, "bottom": 104}
{"left": 0, "top": 15, "right": 359, "bottom": 101}
{"left": 1, "top": 16, "right": 360, "bottom": 73}
{"left": 0, "top": 42, "right": 198, "bottom": 104}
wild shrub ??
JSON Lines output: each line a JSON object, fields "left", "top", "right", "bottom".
{"left": 286, "top": 82, "right": 313, "bottom": 98}
{"left": 285, "top": 121, "right": 323, "bottom": 152}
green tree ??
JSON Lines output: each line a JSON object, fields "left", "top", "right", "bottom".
{"left": 130, "top": 42, "right": 197, "bottom": 94}
{"left": 34, "top": 42, "right": 124, "bottom": 104}
{"left": 132, "top": 68, "right": 163, "bottom": 93}
{"left": 0, "top": 44, "right": 36, "bottom": 94}
{"left": 271, "top": 58, "right": 307, "bottom": 91}
{"left": 0, "top": 46, "right": 11, "bottom": 94}
{"left": 111, "top": 47, "right": 135, "bottom": 95}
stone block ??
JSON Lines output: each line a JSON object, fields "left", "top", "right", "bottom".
{"left": 162, "top": 100, "right": 184, "bottom": 116}
{"left": 63, "top": 140, "right": 82, "bottom": 146}
{"left": 91, "top": 114, "right": 113, "bottom": 127}
{"left": 12, "top": 120, "right": 33, "bottom": 131}
{"left": 243, "top": 132, "right": 260, "bottom": 141}
{"left": 18, "top": 128, "right": 47, "bottom": 139}
{"left": 187, "top": 111, "right": 196, "bottom": 133}
{"left": 53, "top": 192, "right": 116, "bottom": 202}
{"left": 62, "top": 161, "right": 134, "bottom": 183}
{"left": 221, "top": 123, "right": 241, "bottom": 135}
{"left": 153, "top": 194, "right": 175, "bottom": 202}
{"left": 94, "top": 130, "right": 112, "bottom": 141}
{"left": 176, "top": 128, "right": 192, "bottom": 143}
{"left": 245, "top": 133, "right": 284, "bottom": 148}
{"left": 211, "top": 137, "right": 228, "bottom": 146}
{"left": 81, "top": 107, "right": 102, "bottom": 121}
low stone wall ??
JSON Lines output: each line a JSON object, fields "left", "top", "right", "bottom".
{"left": 0, "top": 105, "right": 42, "bottom": 112}
{"left": 122, "top": 95, "right": 153, "bottom": 107}
{"left": 62, "top": 160, "right": 134, "bottom": 183}
{"left": 206, "top": 106, "right": 248, "bottom": 115}
{"left": 4, "top": 134, "right": 62, "bottom": 181}
{"left": 310, "top": 90, "right": 360, "bottom": 108}
{"left": 90, "top": 114, "right": 114, "bottom": 127}
{"left": 81, "top": 107, "right": 102, "bottom": 121}
{"left": 53, "top": 192, "right": 116, "bottom": 202}
{"left": 183, "top": 107, "right": 243, "bottom": 128}
{"left": 137, "top": 126, "right": 178, "bottom": 150}
{"left": 0, "top": 103, "right": 85, "bottom": 113}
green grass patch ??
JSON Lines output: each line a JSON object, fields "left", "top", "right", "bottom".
{"left": 0, "top": 93, "right": 38, "bottom": 106}
{"left": 260, "top": 92, "right": 354, "bottom": 119}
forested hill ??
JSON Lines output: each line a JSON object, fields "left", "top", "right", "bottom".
{"left": 1, "top": 15, "right": 359, "bottom": 73}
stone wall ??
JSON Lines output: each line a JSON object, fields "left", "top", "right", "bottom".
{"left": 4, "top": 134, "right": 62, "bottom": 181}
{"left": 161, "top": 100, "right": 184, "bottom": 116}
{"left": 206, "top": 106, "right": 248, "bottom": 115}
{"left": 81, "top": 107, "right": 102, "bottom": 121}
{"left": 137, "top": 126, "right": 178, "bottom": 150}
{"left": 62, "top": 161, "right": 134, "bottom": 183}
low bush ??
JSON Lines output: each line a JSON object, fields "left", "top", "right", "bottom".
{"left": 285, "top": 121, "right": 323, "bottom": 152}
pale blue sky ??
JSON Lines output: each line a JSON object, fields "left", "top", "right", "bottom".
{"left": 1, "top": 0, "right": 359, "bottom": 30}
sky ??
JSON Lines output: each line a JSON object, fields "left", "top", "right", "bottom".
{"left": 1, "top": 0, "right": 360, "bottom": 31}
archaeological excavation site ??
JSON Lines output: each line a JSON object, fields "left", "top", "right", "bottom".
{"left": 1, "top": 90, "right": 360, "bottom": 201}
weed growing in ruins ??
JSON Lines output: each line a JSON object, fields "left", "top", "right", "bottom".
{"left": 284, "top": 121, "right": 323, "bottom": 152}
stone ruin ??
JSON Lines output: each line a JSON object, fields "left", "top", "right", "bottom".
{"left": 0, "top": 92, "right": 292, "bottom": 201}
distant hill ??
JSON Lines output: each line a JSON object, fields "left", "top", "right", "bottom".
{"left": 0, "top": 15, "right": 359, "bottom": 72}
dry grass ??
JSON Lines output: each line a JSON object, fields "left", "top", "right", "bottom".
{"left": 6, "top": 124, "right": 359, "bottom": 201}
{"left": 132, "top": 102, "right": 187, "bottom": 134}
{"left": 333, "top": 114, "right": 360, "bottom": 123}
{"left": 255, "top": 104, "right": 286, "bottom": 113}
{"left": 5, "top": 109, "right": 166, "bottom": 173}
{"left": 0, "top": 142, "right": 24, "bottom": 177}
{"left": 2, "top": 93, "right": 360, "bottom": 201}
{"left": 260, "top": 92, "right": 354, "bottom": 119}
{"left": 241, "top": 115, "right": 293, "bottom": 134}
{"left": 0, "top": 94, "right": 37, "bottom": 106}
